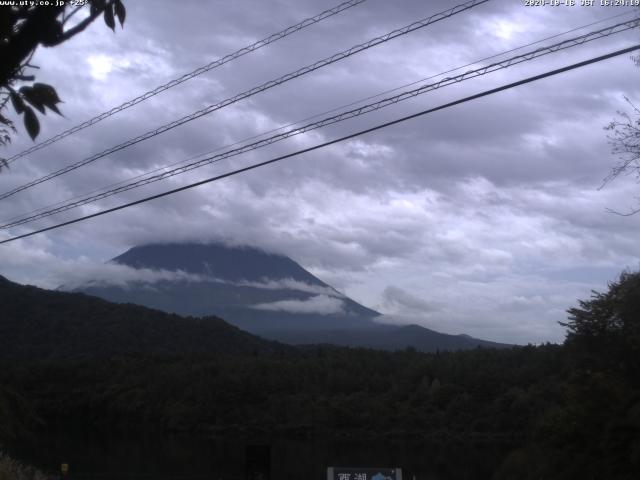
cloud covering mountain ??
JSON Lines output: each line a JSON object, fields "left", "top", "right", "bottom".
{"left": 69, "top": 242, "right": 509, "bottom": 350}
{"left": 1, "top": 0, "right": 639, "bottom": 344}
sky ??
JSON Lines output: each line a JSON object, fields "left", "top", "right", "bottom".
{"left": 1, "top": 0, "right": 639, "bottom": 344}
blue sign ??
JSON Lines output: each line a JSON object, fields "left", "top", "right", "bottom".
{"left": 327, "top": 467, "right": 402, "bottom": 480}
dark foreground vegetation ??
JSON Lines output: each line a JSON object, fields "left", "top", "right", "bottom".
{"left": 0, "top": 451, "right": 52, "bottom": 480}
{"left": 1, "top": 272, "right": 639, "bottom": 479}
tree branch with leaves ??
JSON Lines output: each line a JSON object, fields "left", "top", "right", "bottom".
{"left": 0, "top": 0, "right": 126, "bottom": 168}
{"left": 602, "top": 96, "right": 640, "bottom": 215}
{"left": 600, "top": 45, "right": 640, "bottom": 216}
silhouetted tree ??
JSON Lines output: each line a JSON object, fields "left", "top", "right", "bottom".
{"left": 0, "top": 0, "right": 126, "bottom": 160}
{"left": 563, "top": 269, "right": 640, "bottom": 377}
{"left": 603, "top": 98, "right": 640, "bottom": 214}
{"left": 602, "top": 47, "right": 640, "bottom": 215}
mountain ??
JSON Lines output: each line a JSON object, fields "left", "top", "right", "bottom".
{"left": 77, "top": 243, "right": 379, "bottom": 334}
{"left": 0, "top": 275, "right": 284, "bottom": 361}
{"left": 275, "top": 324, "right": 510, "bottom": 351}
{"left": 72, "top": 243, "right": 510, "bottom": 351}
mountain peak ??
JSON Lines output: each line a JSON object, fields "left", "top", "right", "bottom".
{"left": 112, "top": 242, "right": 319, "bottom": 284}
{"left": 76, "top": 242, "right": 380, "bottom": 333}
{"left": 72, "top": 242, "right": 508, "bottom": 352}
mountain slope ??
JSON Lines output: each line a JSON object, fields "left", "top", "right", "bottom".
{"left": 275, "top": 324, "right": 511, "bottom": 351}
{"left": 113, "top": 243, "right": 333, "bottom": 285}
{"left": 0, "top": 275, "right": 284, "bottom": 361}
{"left": 73, "top": 243, "right": 510, "bottom": 351}
{"left": 79, "top": 243, "right": 379, "bottom": 333}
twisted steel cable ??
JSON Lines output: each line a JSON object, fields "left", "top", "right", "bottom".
{"left": 4, "top": 0, "right": 369, "bottom": 165}
{"left": 0, "top": 0, "right": 489, "bottom": 201}
{"left": 2, "top": 16, "right": 637, "bottom": 230}
{"left": 2, "top": 44, "right": 638, "bottom": 245}
{"left": 7, "top": 8, "right": 630, "bottom": 227}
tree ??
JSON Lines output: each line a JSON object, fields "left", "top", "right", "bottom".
{"left": 562, "top": 269, "right": 640, "bottom": 377}
{"left": 601, "top": 46, "right": 640, "bottom": 215}
{"left": 603, "top": 96, "right": 640, "bottom": 214}
{"left": 0, "top": 0, "right": 126, "bottom": 166}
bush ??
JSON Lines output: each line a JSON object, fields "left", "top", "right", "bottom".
{"left": 0, "top": 452, "right": 52, "bottom": 480}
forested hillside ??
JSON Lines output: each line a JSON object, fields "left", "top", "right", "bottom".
{"left": 1, "top": 272, "right": 639, "bottom": 479}
{"left": 0, "top": 275, "right": 285, "bottom": 360}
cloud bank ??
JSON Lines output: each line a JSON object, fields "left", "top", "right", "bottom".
{"left": 251, "top": 294, "right": 346, "bottom": 315}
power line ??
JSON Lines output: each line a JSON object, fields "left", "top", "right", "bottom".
{"left": 6, "top": 12, "right": 636, "bottom": 231}
{"left": 3, "top": 0, "right": 368, "bottom": 165}
{"left": 2, "top": 44, "right": 637, "bottom": 245}
{"left": 3, "top": 17, "right": 637, "bottom": 228}
{"left": 3, "top": 17, "right": 637, "bottom": 230}
{"left": 2, "top": 8, "right": 635, "bottom": 230}
{"left": 6, "top": 8, "right": 631, "bottom": 227}
{"left": 0, "top": 0, "right": 489, "bottom": 201}
{"left": 318, "top": 9, "right": 638, "bottom": 119}
{"left": 29, "top": 3, "right": 620, "bottom": 227}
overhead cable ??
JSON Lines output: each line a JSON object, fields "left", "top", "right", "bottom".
{"left": 0, "top": 0, "right": 489, "bottom": 201}
{"left": 1, "top": 44, "right": 637, "bottom": 245}
{"left": 4, "top": 0, "right": 369, "bottom": 165}
{"left": 2, "top": 17, "right": 637, "bottom": 229}
{"left": 2, "top": 8, "right": 634, "bottom": 227}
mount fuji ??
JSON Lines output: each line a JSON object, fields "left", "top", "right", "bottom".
{"left": 72, "top": 243, "right": 510, "bottom": 351}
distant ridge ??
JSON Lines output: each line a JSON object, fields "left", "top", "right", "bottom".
{"left": 267, "top": 324, "right": 511, "bottom": 351}
{"left": 0, "top": 275, "right": 284, "bottom": 361}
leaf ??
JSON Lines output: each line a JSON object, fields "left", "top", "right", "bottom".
{"left": 23, "top": 106, "right": 40, "bottom": 140}
{"left": 19, "top": 83, "right": 62, "bottom": 115}
{"left": 104, "top": 3, "right": 115, "bottom": 31}
{"left": 90, "top": 0, "right": 106, "bottom": 17}
{"left": 32, "top": 83, "right": 62, "bottom": 114}
{"left": 40, "top": 19, "right": 63, "bottom": 46}
{"left": 33, "top": 83, "right": 61, "bottom": 104}
{"left": 10, "top": 91, "right": 25, "bottom": 114}
{"left": 46, "top": 102, "right": 62, "bottom": 115}
{"left": 0, "top": 114, "right": 16, "bottom": 133}
{"left": 0, "top": 8, "right": 12, "bottom": 39}
{"left": 114, "top": 0, "right": 126, "bottom": 27}
{"left": 20, "top": 86, "right": 46, "bottom": 114}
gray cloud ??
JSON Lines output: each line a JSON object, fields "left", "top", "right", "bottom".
{"left": 235, "top": 278, "right": 344, "bottom": 297}
{"left": 60, "top": 266, "right": 208, "bottom": 291}
{"left": 1, "top": 0, "right": 639, "bottom": 344}
{"left": 0, "top": 238, "right": 204, "bottom": 290}
{"left": 381, "top": 286, "right": 440, "bottom": 314}
{"left": 251, "top": 294, "right": 346, "bottom": 315}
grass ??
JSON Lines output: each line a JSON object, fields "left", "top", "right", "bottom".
{"left": 0, "top": 452, "right": 52, "bottom": 480}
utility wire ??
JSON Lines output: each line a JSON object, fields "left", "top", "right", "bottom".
{"left": 1, "top": 44, "right": 637, "bottom": 245}
{"left": 3, "top": 0, "right": 368, "bottom": 165}
{"left": 2, "top": 18, "right": 637, "bottom": 230}
{"left": 2, "top": 7, "right": 634, "bottom": 231}
{"left": 4, "top": 9, "right": 633, "bottom": 226}
{"left": 0, "top": 0, "right": 488, "bottom": 201}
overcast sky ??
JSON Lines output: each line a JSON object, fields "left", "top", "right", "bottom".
{"left": 1, "top": 0, "right": 639, "bottom": 344}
